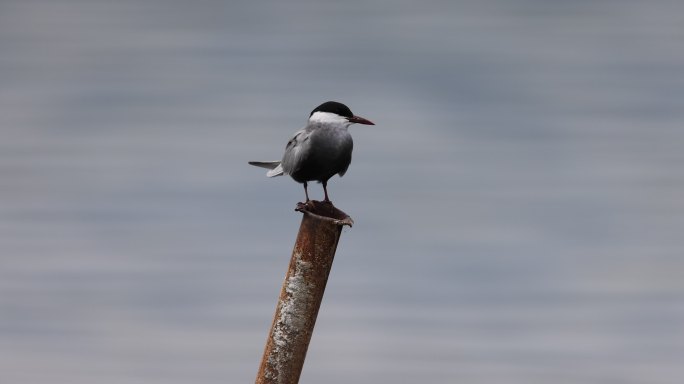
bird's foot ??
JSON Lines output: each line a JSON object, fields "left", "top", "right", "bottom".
{"left": 295, "top": 199, "right": 333, "bottom": 212}
{"left": 296, "top": 199, "right": 315, "bottom": 210}
{"left": 294, "top": 200, "right": 353, "bottom": 227}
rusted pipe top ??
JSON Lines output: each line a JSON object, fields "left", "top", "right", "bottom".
{"left": 295, "top": 201, "right": 354, "bottom": 227}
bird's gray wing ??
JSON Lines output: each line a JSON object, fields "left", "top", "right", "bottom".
{"left": 281, "top": 129, "right": 311, "bottom": 174}
{"left": 266, "top": 163, "right": 284, "bottom": 177}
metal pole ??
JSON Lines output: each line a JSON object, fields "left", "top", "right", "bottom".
{"left": 255, "top": 201, "right": 353, "bottom": 384}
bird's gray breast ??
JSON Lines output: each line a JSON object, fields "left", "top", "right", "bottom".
{"left": 285, "top": 127, "right": 353, "bottom": 183}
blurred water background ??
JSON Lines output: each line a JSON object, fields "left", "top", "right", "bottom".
{"left": 1, "top": 0, "right": 683, "bottom": 383}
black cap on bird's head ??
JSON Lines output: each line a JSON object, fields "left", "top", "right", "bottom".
{"left": 310, "top": 101, "right": 375, "bottom": 125}
{"left": 311, "top": 101, "right": 353, "bottom": 118}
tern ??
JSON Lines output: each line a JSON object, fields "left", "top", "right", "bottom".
{"left": 249, "top": 101, "right": 374, "bottom": 202}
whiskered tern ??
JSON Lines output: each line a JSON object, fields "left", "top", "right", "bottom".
{"left": 249, "top": 101, "right": 374, "bottom": 202}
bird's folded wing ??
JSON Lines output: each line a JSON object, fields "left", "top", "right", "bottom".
{"left": 282, "top": 130, "right": 311, "bottom": 175}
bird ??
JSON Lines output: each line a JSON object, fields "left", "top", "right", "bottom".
{"left": 249, "top": 101, "right": 374, "bottom": 203}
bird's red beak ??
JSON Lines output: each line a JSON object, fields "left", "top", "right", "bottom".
{"left": 348, "top": 115, "right": 374, "bottom": 125}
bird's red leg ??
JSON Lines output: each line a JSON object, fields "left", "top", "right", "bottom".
{"left": 322, "top": 181, "right": 330, "bottom": 202}
{"left": 303, "top": 182, "right": 310, "bottom": 202}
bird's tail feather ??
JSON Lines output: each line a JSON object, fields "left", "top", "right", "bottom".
{"left": 248, "top": 161, "right": 280, "bottom": 170}
{"left": 248, "top": 161, "right": 284, "bottom": 177}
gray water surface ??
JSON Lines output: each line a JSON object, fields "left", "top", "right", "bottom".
{"left": 1, "top": 1, "right": 683, "bottom": 383}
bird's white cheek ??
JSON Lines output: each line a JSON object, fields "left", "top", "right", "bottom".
{"left": 309, "top": 111, "right": 348, "bottom": 125}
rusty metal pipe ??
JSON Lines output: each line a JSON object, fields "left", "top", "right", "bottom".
{"left": 255, "top": 201, "right": 353, "bottom": 384}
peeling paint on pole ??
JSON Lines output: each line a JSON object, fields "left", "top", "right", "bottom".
{"left": 255, "top": 201, "right": 353, "bottom": 384}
